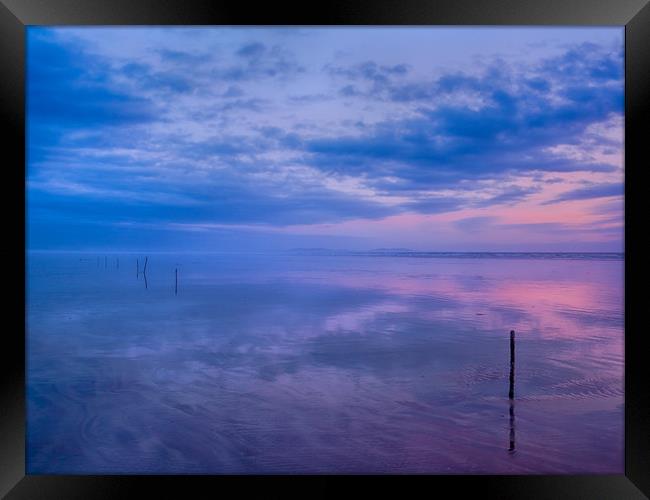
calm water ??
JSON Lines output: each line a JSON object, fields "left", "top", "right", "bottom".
{"left": 26, "top": 251, "right": 624, "bottom": 474}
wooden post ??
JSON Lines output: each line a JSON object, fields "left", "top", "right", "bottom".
{"left": 509, "top": 330, "right": 515, "bottom": 400}
{"left": 506, "top": 330, "right": 516, "bottom": 452}
{"left": 175, "top": 268, "right": 178, "bottom": 295}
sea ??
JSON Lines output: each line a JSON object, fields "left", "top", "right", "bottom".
{"left": 26, "top": 250, "right": 624, "bottom": 473}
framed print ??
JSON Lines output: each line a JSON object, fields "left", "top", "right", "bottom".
{"left": 1, "top": 0, "right": 649, "bottom": 498}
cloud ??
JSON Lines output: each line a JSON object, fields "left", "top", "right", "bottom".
{"left": 29, "top": 173, "right": 399, "bottom": 228}
{"left": 222, "top": 85, "right": 244, "bottom": 98}
{"left": 26, "top": 27, "right": 624, "bottom": 252}
{"left": 542, "top": 182, "right": 624, "bottom": 205}
{"left": 27, "top": 28, "right": 159, "bottom": 168}
{"left": 474, "top": 186, "right": 542, "bottom": 207}
{"left": 156, "top": 48, "right": 212, "bottom": 65}
{"left": 222, "top": 42, "right": 305, "bottom": 81}
{"left": 540, "top": 42, "right": 623, "bottom": 82}
{"left": 304, "top": 43, "right": 622, "bottom": 193}
{"left": 236, "top": 42, "right": 266, "bottom": 59}
{"left": 120, "top": 62, "right": 194, "bottom": 93}
{"left": 27, "top": 32, "right": 158, "bottom": 131}
{"left": 494, "top": 221, "right": 622, "bottom": 237}
{"left": 454, "top": 216, "right": 500, "bottom": 232}
{"left": 325, "top": 60, "right": 410, "bottom": 82}
{"left": 402, "top": 196, "right": 463, "bottom": 215}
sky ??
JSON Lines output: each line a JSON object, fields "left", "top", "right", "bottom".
{"left": 26, "top": 27, "right": 624, "bottom": 252}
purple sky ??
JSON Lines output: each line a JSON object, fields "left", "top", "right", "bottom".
{"left": 27, "top": 27, "right": 624, "bottom": 252}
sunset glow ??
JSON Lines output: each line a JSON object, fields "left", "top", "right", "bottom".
{"left": 27, "top": 27, "right": 623, "bottom": 252}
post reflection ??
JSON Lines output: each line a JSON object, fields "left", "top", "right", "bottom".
{"left": 509, "top": 399, "right": 516, "bottom": 453}
{"left": 508, "top": 329, "right": 515, "bottom": 453}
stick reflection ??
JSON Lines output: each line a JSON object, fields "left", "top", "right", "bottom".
{"left": 508, "top": 329, "right": 516, "bottom": 453}
{"left": 509, "top": 399, "right": 516, "bottom": 453}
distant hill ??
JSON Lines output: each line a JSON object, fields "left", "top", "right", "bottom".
{"left": 285, "top": 248, "right": 624, "bottom": 260}
{"left": 289, "top": 247, "right": 415, "bottom": 254}
{"left": 369, "top": 248, "right": 415, "bottom": 252}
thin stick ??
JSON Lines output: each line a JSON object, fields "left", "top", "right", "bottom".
{"left": 509, "top": 330, "right": 515, "bottom": 400}
{"left": 143, "top": 256, "right": 148, "bottom": 275}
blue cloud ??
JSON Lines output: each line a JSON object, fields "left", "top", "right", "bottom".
{"left": 26, "top": 28, "right": 624, "bottom": 251}
{"left": 304, "top": 43, "right": 622, "bottom": 189}
{"left": 237, "top": 42, "right": 266, "bottom": 59}
{"left": 157, "top": 48, "right": 212, "bottom": 65}
{"left": 28, "top": 177, "right": 398, "bottom": 229}
{"left": 121, "top": 62, "right": 193, "bottom": 93}
{"left": 474, "top": 186, "right": 542, "bottom": 207}
{"left": 222, "top": 85, "right": 244, "bottom": 98}
{"left": 222, "top": 42, "right": 305, "bottom": 80}
{"left": 541, "top": 42, "right": 623, "bottom": 82}
{"left": 326, "top": 61, "right": 410, "bottom": 82}
{"left": 27, "top": 28, "right": 159, "bottom": 169}
{"left": 542, "top": 183, "right": 624, "bottom": 204}
{"left": 27, "top": 30, "right": 158, "bottom": 130}
{"left": 454, "top": 216, "right": 500, "bottom": 231}
{"left": 403, "top": 197, "right": 462, "bottom": 215}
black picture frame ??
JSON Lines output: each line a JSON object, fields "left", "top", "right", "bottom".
{"left": 1, "top": 0, "right": 648, "bottom": 498}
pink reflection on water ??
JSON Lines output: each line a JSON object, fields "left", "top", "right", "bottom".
{"left": 281, "top": 257, "right": 623, "bottom": 343}
{"left": 27, "top": 252, "right": 624, "bottom": 473}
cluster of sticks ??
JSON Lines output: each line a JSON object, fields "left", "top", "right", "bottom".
{"left": 134, "top": 256, "right": 178, "bottom": 294}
